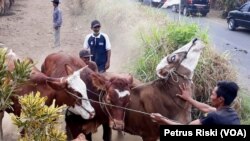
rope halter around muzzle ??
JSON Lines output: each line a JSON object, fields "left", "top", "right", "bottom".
{"left": 164, "top": 38, "right": 198, "bottom": 82}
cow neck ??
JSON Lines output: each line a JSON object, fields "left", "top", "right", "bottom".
{"left": 153, "top": 77, "right": 192, "bottom": 111}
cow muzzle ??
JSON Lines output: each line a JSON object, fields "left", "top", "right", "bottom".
{"left": 110, "top": 119, "right": 125, "bottom": 130}
{"left": 89, "top": 111, "right": 95, "bottom": 119}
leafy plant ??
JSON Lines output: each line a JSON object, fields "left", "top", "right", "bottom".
{"left": 0, "top": 48, "right": 33, "bottom": 140}
{"left": 11, "top": 92, "right": 67, "bottom": 141}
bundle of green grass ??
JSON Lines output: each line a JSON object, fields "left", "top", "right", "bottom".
{"left": 130, "top": 22, "right": 250, "bottom": 124}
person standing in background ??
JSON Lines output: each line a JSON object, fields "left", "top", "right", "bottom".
{"left": 52, "top": 0, "right": 62, "bottom": 48}
{"left": 83, "top": 20, "right": 111, "bottom": 73}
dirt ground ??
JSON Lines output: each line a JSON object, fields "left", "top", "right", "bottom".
{"left": 0, "top": 0, "right": 146, "bottom": 140}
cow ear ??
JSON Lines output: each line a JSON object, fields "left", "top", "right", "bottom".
{"left": 47, "top": 78, "right": 67, "bottom": 90}
{"left": 65, "top": 64, "right": 74, "bottom": 75}
{"left": 91, "top": 73, "right": 108, "bottom": 91}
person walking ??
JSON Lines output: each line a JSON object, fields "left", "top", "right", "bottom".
{"left": 83, "top": 20, "right": 111, "bottom": 73}
{"left": 52, "top": 0, "right": 62, "bottom": 48}
{"left": 151, "top": 80, "right": 241, "bottom": 125}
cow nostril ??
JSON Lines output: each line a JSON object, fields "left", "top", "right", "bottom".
{"left": 90, "top": 112, "right": 95, "bottom": 118}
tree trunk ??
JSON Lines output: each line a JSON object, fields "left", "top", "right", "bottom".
{"left": 0, "top": 111, "right": 4, "bottom": 141}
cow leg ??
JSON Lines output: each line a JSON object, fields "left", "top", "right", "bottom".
{"left": 85, "top": 133, "right": 92, "bottom": 141}
{"left": 102, "top": 123, "right": 112, "bottom": 141}
{"left": 117, "top": 131, "right": 124, "bottom": 139}
{"left": 65, "top": 124, "right": 73, "bottom": 141}
{"left": 9, "top": 0, "right": 14, "bottom": 9}
{"left": 0, "top": 111, "right": 3, "bottom": 140}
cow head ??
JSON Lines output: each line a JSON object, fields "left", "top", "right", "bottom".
{"left": 47, "top": 65, "right": 95, "bottom": 120}
{"left": 91, "top": 73, "right": 133, "bottom": 130}
{"left": 5, "top": 48, "right": 20, "bottom": 71}
{"left": 156, "top": 38, "right": 205, "bottom": 80}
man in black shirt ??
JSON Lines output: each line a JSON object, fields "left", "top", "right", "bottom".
{"left": 151, "top": 80, "right": 240, "bottom": 125}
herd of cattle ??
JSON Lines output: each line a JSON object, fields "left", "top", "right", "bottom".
{"left": 0, "top": 0, "right": 14, "bottom": 14}
{"left": 3, "top": 38, "right": 205, "bottom": 141}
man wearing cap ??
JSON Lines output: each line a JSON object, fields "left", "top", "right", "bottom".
{"left": 83, "top": 20, "right": 111, "bottom": 73}
{"left": 79, "top": 49, "right": 98, "bottom": 72}
{"left": 52, "top": 0, "right": 62, "bottom": 48}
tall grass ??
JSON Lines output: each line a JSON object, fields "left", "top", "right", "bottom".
{"left": 237, "top": 89, "right": 250, "bottom": 124}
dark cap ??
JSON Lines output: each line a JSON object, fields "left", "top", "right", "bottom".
{"left": 79, "top": 50, "right": 93, "bottom": 58}
{"left": 51, "top": 0, "right": 60, "bottom": 4}
{"left": 91, "top": 20, "right": 101, "bottom": 28}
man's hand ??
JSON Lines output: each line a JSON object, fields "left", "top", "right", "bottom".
{"left": 151, "top": 113, "right": 183, "bottom": 125}
{"left": 176, "top": 83, "right": 192, "bottom": 101}
{"left": 105, "top": 62, "right": 110, "bottom": 70}
{"left": 150, "top": 113, "right": 167, "bottom": 125}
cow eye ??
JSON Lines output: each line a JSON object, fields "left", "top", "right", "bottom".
{"left": 171, "top": 55, "right": 176, "bottom": 62}
{"left": 167, "top": 55, "right": 176, "bottom": 63}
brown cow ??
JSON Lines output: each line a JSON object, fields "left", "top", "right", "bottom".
{"left": 4, "top": 49, "right": 95, "bottom": 119}
{"left": 118, "top": 38, "right": 205, "bottom": 141}
{"left": 0, "top": 0, "right": 14, "bottom": 14}
{"left": 41, "top": 52, "right": 133, "bottom": 141}
{"left": 0, "top": 0, "right": 4, "bottom": 14}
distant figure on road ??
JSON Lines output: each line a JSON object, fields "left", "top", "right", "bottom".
{"left": 52, "top": 0, "right": 62, "bottom": 48}
{"left": 83, "top": 20, "right": 111, "bottom": 73}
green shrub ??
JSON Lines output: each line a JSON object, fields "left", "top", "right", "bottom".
{"left": 11, "top": 92, "right": 67, "bottom": 141}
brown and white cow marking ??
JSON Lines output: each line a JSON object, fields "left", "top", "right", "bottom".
{"left": 4, "top": 48, "right": 95, "bottom": 120}
{"left": 41, "top": 52, "right": 134, "bottom": 141}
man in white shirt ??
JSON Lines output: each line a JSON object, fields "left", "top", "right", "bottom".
{"left": 83, "top": 20, "right": 111, "bottom": 73}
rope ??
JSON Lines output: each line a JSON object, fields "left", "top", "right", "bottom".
{"left": 70, "top": 92, "right": 186, "bottom": 124}
{"left": 66, "top": 90, "right": 152, "bottom": 116}
{"left": 66, "top": 80, "right": 191, "bottom": 124}
{"left": 87, "top": 89, "right": 100, "bottom": 97}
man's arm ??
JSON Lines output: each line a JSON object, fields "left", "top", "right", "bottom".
{"left": 104, "top": 33, "right": 111, "bottom": 70}
{"left": 184, "top": 97, "right": 216, "bottom": 113}
{"left": 83, "top": 35, "right": 90, "bottom": 50}
{"left": 57, "top": 10, "right": 62, "bottom": 27}
{"left": 150, "top": 113, "right": 202, "bottom": 125}
{"left": 177, "top": 83, "right": 216, "bottom": 113}
{"left": 54, "top": 9, "right": 62, "bottom": 29}
{"left": 105, "top": 50, "right": 111, "bottom": 70}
